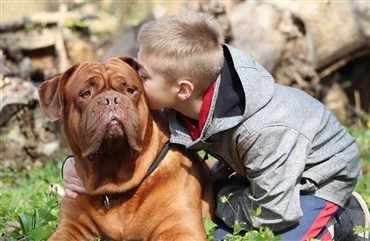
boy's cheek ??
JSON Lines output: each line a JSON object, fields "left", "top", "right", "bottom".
{"left": 142, "top": 86, "right": 151, "bottom": 102}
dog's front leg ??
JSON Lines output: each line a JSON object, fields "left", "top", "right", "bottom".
{"left": 49, "top": 196, "right": 103, "bottom": 241}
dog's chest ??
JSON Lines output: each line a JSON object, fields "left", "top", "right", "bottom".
{"left": 88, "top": 191, "right": 161, "bottom": 239}
{"left": 96, "top": 204, "right": 157, "bottom": 240}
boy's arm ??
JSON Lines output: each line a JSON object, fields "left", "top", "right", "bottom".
{"left": 62, "top": 157, "right": 86, "bottom": 198}
{"left": 215, "top": 126, "right": 310, "bottom": 231}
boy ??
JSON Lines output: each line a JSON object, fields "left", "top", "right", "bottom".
{"left": 62, "top": 12, "right": 369, "bottom": 240}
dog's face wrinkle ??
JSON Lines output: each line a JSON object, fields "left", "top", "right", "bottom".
{"left": 80, "top": 92, "right": 130, "bottom": 158}
{"left": 109, "top": 75, "right": 143, "bottom": 106}
{"left": 78, "top": 76, "right": 144, "bottom": 160}
{"left": 60, "top": 59, "right": 148, "bottom": 162}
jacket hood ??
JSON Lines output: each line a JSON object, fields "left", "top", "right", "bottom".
{"left": 209, "top": 45, "right": 274, "bottom": 133}
{"left": 167, "top": 44, "right": 275, "bottom": 147}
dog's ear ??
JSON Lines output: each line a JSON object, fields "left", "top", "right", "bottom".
{"left": 117, "top": 56, "right": 139, "bottom": 71}
{"left": 38, "top": 64, "right": 80, "bottom": 121}
{"left": 38, "top": 75, "right": 63, "bottom": 121}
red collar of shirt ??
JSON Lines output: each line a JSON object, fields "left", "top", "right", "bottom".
{"left": 180, "top": 81, "right": 216, "bottom": 140}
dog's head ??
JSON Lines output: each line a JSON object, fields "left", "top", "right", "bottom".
{"left": 38, "top": 57, "right": 149, "bottom": 160}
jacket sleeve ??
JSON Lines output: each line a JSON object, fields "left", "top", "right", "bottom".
{"left": 215, "top": 125, "right": 312, "bottom": 232}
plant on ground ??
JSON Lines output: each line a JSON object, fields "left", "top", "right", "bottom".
{"left": 204, "top": 193, "right": 281, "bottom": 241}
{"left": 1, "top": 161, "right": 63, "bottom": 240}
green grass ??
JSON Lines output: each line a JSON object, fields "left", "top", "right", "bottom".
{"left": 1, "top": 122, "right": 369, "bottom": 240}
{"left": 348, "top": 119, "right": 370, "bottom": 204}
{"left": 1, "top": 161, "right": 63, "bottom": 241}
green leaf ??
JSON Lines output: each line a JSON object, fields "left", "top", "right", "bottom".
{"left": 38, "top": 206, "right": 58, "bottom": 223}
{"left": 18, "top": 213, "right": 32, "bottom": 235}
{"left": 253, "top": 206, "right": 262, "bottom": 217}
{"left": 223, "top": 233, "right": 234, "bottom": 240}
{"left": 244, "top": 231, "right": 257, "bottom": 241}
{"left": 29, "top": 225, "right": 54, "bottom": 241}
{"left": 233, "top": 220, "right": 244, "bottom": 235}
{"left": 32, "top": 209, "right": 38, "bottom": 229}
{"left": 203, "top": 217, "right": 217, "bottom": 237}
{"left": 220, "top": 196, "right": 228, "bottom": 203}
{"left": 261, "top": 227, "right": 275, "bottom": 239}
{"left": 354, "top": 225, "right": 364, "bottom": 235}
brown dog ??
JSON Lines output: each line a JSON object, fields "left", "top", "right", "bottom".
{"left": 38, "top": 57, "right": 214, "bottom": 241}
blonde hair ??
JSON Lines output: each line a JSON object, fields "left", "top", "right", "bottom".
{"left": 137, "top": 12, "right": 225, "bottom": 95}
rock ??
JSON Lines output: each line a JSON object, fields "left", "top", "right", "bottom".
{"left": 5, "top": 221, "right": 20, "bottom": 233}
{"left": 323, "top": 82, "right": 350, "bottom": 122}
{"left": 100, "top": 14, "right": 156, "bottom": 61}
{"left": 1, "top": 77, "right": 37, "bottom": 125}
{"left": 66, "top": 39, "right": 99, "bottom": 64}
{"left": 0, "top": 77, "right": 69, "bottom": 168}
{"left": 228, "top": 1, "right": 287, "bottom": 72}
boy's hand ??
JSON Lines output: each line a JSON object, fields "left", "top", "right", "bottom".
{"left": 209, "top": 160, "right": 234, "bottom": 182}
{"left": 63, "top": 157, "right": 86, "bottom": 198}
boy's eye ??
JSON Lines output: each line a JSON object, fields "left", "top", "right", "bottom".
{"left": 138, "top": 69, "right": 148, "bottom": 81}
{"left": 139, "top": 74, "right": 148, "bottom": 81}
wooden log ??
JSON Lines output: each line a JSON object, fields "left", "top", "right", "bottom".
{"left": 0, "top": 10, "right": 97, "bottom": 32}
{"left": 0, "top": 30, "right": 56, "bottom": 51}
{"left": 227, "top": 0, "right": 370, "bottom": 97}
{"left": 54, "top": 3, "right": 70, "bottom": 73}
{"left": 260, "top": 0, "right": 370, "bottom": 70}
{"left": 229, "top": 0, "right": 370, "bottom": 70}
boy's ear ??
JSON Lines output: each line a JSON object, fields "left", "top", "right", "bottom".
{"left": 177, "top": 79, "right": 194, "bottom": 101}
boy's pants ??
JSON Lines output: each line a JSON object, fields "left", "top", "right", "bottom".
{"left": 215, "top": 195, "right": 348, "bottom": 241}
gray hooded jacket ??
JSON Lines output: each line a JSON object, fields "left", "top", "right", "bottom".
{"left": 166, "top": 44, "right": 361, "bottom": 231}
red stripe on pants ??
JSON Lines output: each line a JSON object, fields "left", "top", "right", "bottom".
{"left": 301, "top": 201, "right": 338, "bottom": 241}
{"left": 320, "top": 231, "right": 333, "bottom": 241}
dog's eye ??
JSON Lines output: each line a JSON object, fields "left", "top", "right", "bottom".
{"left": 127, "top": 88, "right": 135, "bottom": 94}
{"left": 126, "top": 87, "right": 141, "bottom": 103}
{"left": 82, "top": 91, "right": 91, "bottom": 99}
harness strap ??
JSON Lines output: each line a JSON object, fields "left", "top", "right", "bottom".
{"left": 144, "top": 141, "right": 170, "bottom": 179}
